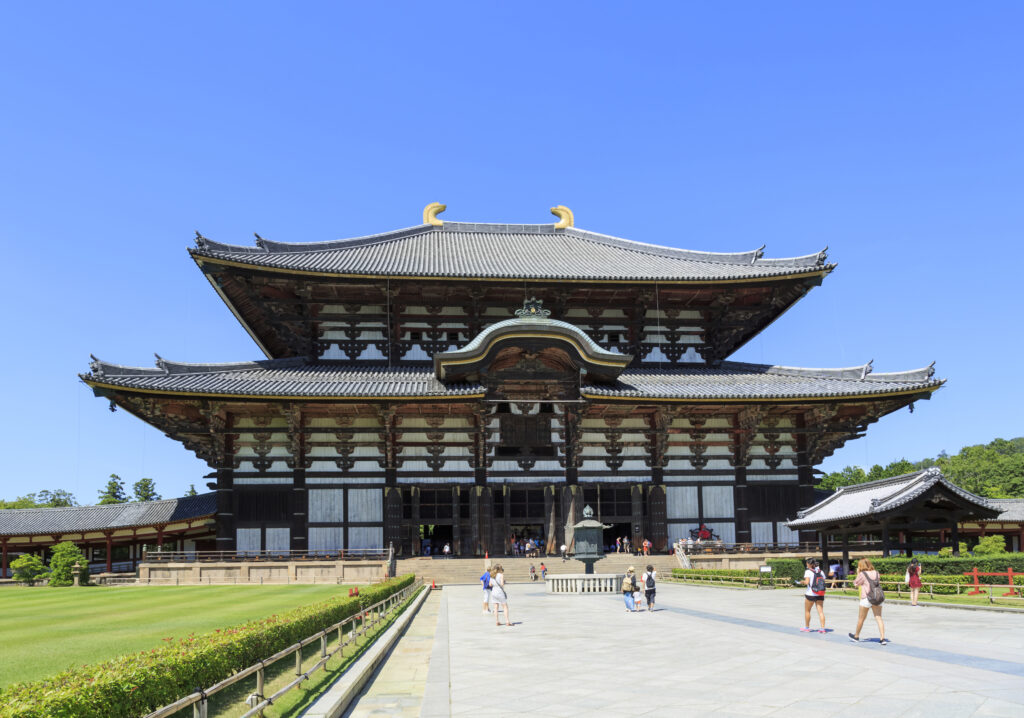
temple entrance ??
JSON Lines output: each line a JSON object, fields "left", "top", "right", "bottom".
{"left": 604, "top": 522, "right": 631, "bottom": 553}
{"left": 510, "top": 524, "right": 545, "bottom": 556}
{"left": 419, "top": 524, "right": 453, "bottom": 556}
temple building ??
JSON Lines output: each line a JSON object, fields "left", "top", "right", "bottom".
{"left": 81, "top": 204, "right": 944, "bottom": 557}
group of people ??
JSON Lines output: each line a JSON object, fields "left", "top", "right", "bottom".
{"left": 479, "top": 564, "right": 513, "bottom": 627}
{"left": 802, "top": 556, "right": 924, "bottom": 643}
{"left": 613, "top": 536, "right": 653, "bottom": 556}
{"left": 509, "top": 534, "right": 542, "bottom": 558}
{"left": 620, "top": 564, "right": 657, "bottom": 612}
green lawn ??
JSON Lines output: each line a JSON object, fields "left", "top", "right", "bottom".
{"left": 0, "top": 584, "right": 348, "bottom": 689}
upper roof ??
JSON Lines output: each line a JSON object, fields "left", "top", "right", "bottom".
{"left": 82, "top": 357, "right": 942, "bottom": 402}
{"left": 787, "top": 468, "right": 998, "bottom": 529}
{"left": 0, "top": 493, "right": 216, "bottom": 537}
{"left": 988, "top": 499, "right": 1024, "bottom": 523}
{"left": 191, "top": 221, "right": 832, "bottom": 282}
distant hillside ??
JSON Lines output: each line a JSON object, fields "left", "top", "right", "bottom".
{"left": 821, "top": 437, "right": 1024, "bottom": 498}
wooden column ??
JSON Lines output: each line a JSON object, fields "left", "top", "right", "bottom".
{"left": 794, "top": 413, "right": 816, "bottom": 545}
{"left": 411, "top": 487, "right": 421, "bottom": 555}
{"left": 905, "top": 531, "right": 913, "bottom": 558}
{"left": 468, "top": 486, "right": 481, "bottom": 555}
{"left": 819, "top": 531, "right": 829, "bottom": 568}
{"left": 451, "top": 487, "right": 461, "bottom": 555}
{"left": 104, "top": 532, "right": 113, "bottom": 573}
{"left": 733, "top": 465, "right": 751, "bottom": 544}
{"left": 502, "top": 485, "right": 511, "bottom": 554}
{"left": 543, "top": 485, "right": 555, "bottom": 555}
{"left": 215, "top": 466, "right": 235, "bottom": 552}
{"left": 1, "top": 538, "right": 7, "bottom": 579}
{"left": 841, "top": 533, "right": 850, "bottom": 573}
{"left": 881, "top": 522, "right": 891, "bottom": 558}
{"left": 648, "top": 485, "right": 667, "bottom": 552}
{"left": 631, "top": 484, "right": 644, "bottom": 550}
{"left": 951, "top": 523, "right": 960, "bottom": 556}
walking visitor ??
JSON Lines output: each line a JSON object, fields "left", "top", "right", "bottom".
{"left": 641, "top": 563, "right": 657, "bottom": 611}
{"left": 622, "top": 566, "right": 638, "bottom": 612}
{"left": 560, "top": 543, "right": 568, "bottom": 561}
{"left": 801, "top": 558, "right": 827, "bottom": 633}
{"left": 530, "top": 564, "right": 537, "bottom": 581}
{"left": 906, "top": 557, "right": 923, "bottom": 606}
{"left": 490, "top": 564, "right": 512, "bottom": 627}
{"left": 616, "top": 536, "right": 622, "bottom": 553}
{"left": 849, "top": 558, "right": 888, "bottom": 644}
{"left": 480, "top": 566, "right": 492, "bottom": 613}
{"left": 539, "top": 562, "right": 547, "bottom": 579}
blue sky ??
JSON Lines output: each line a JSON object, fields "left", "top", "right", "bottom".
{"left": 1, "top": 3, "right": 1021, "bottom": 503}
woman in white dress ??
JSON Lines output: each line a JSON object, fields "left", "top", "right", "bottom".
{"left": 490, "top": 564, "right": 513, "bottom": 627}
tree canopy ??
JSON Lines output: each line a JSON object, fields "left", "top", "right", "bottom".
{"left": 0, "top": 489, "right": 78, "bottom": 509}
{"left": 131, "top": 478, "right": 161, "bottom": 502}
{"left": 97, "top": 474, "right": 128, "bottom": 505}
{"left": 820, "top": 436, "right": 1024, "bottom": 498}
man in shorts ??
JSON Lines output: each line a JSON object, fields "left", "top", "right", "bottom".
{"left": 641, "top": 564, "right": 657, "bottom": 611}
{"left": 801, "top": 558, "right": 827, "bottom": 633}
{"left": 480, "top": 568, "right": 492, "bottom": 613}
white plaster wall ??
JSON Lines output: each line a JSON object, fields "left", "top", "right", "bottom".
{"left": 348, "top": 527, "right": 384, "bottom": 550}
{"left": 348, "top": 489, "right": 382, "bottom": 523}
{"left": 666, "top": 486, "right": 699, "bottom": 519}
{"left": 702, "top": 485, "right": 735, "bottom": 518}
{"left": 308, "top": 489, "right": 344, "bottom": 523}
{"left": 309, "top": 527, "right": 344, "bottom": 551}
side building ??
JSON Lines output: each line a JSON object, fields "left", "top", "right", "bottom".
{"left": 81, "top": 206, "right": 943, "bottom": 557}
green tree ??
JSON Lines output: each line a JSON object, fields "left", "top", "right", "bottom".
{"left": 48, "top": 542, "right": 89, "bottom": 586}
{"left": 10, "top": 554, "right": 50, "bottom": 585}
{"left": 972, "top": 535, "right": 1007, "bottom": 555}
{"left": 184, "top": 484, "right": 198, "bottom": 497}
{"left": 132, "top": 478, "right": 161, "bottom": 502}
{"left": 35, "top": 489, "right": 77, "bottom": 507}
{"left": 97, "top": 474, "right": 128, "bottom": 504}
{"left": 819, "top": 466, "right": 868, "bottom": 491}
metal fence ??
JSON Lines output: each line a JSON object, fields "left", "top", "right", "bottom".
{"left": 144, "top": 578, "right": 424, "bottom": 718}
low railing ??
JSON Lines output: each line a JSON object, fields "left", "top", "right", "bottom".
{"left": 145, "top": 578, "right": 424, "bottom": 718}
{"left": 142, "top": 548, "right": 388, "bottom": 563}
{"left": 835, "top": 578, "right": 1024, "bottom": 604}
{"left": 665, "top": 572, "right": 792, "bottom": 589}
{"left": 546, "top": 574, "right": 622, "bottom": 594}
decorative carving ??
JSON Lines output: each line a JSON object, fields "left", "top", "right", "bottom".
{"left": 515, "top": 297, "right": 552, "bottom": 319}
{"left": 730, "top": 406, "right": 767, "bottom": 468}
{"left": 423, "top": 201, "right": 446, "bottom": 226}
{"left": 550, "top": 205, "right": 574, "bottom": 229}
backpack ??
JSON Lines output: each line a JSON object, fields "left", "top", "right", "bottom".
{"left": 622, "top": 576, "right": 634, "bottom": 592}
{"left": 811, "top": 569, "right": 827, "bottom": 594}
{"left": 645, "top": 572, "right": 655, "bottom": 589}
{"left": 865, "top": 572, "right": 885, "bottom": 605}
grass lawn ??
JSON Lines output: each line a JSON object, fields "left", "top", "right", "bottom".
{"left": 0, "top": 584, "right": 349, "bottom": 689}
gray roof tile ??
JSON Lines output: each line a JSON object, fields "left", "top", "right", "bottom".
{"left": 0, "top": 493, "right": 216, "bottom": 537}
{"left": 191, "top": 222, "right": 832, "bottom": 281}
{"left": 83, "top": 358, "right": 942, "bottom": 401}
{"left": 787, "top": 469, "right": 997, "bottom": 529}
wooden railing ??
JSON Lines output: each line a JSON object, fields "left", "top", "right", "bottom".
{"left": 836, "top": 578, "right": 1024, "bottom": 604}
{"left": 141, "top": 548, "right": 388, "bottom": 563}
{"left": 145, "top": 578, "right": 424, "bottom": 718}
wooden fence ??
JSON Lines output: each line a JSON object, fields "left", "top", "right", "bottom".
{"left": 144, "top": 578, "right": 424, "bottom": 718}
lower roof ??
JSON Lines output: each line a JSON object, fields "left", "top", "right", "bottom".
{"left": 787, "top": 468, "right": 998, "bottom": 530}
{"left": 0, "top": 493, "right": 217, "bottom": 537}
{"left": 82, "top": 357, "right": 943, "bottom": 402}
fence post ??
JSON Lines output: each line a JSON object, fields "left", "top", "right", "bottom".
{"left": 321, "top": 632, "right": 327, "bottom": 659}
{"left": 256, "top": 665, "right": 265, "bottom": 718}
{"left": 295, "top": 646, "right": 302, "bottom": 676}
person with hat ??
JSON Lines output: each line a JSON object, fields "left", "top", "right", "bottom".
{"left": 621, "top": 566, "right": 639, "bottom": 612}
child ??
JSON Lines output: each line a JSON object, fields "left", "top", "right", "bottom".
{"left": 529, "top": 564, "right": 537, "bottom": 581}
{"left": 539, "top": 562, "right": 547, "bottom": 579}
{"left": 633, "top": 586, "right": 644, "bottom": 610}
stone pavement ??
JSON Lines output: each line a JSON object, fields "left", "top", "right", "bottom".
{"left": 341, "top": 590, "right": 442, "bottom": 717}
{"left": 349, "top": 582, "right": 1024, "bottom": 717}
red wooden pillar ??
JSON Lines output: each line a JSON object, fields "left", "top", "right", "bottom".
{"left": 104, "top": 532, "right": 113, "bottom": 573}
{"left": 156, "top": 525, "right": 165, "bottom": 549}
{"left": 1, "top": 538, "right": 8, "bottom": 579}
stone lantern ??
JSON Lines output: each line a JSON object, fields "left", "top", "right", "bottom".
{"left": 72, "top": 562, "right": 81, "bottom": 587}
{"left": 570, "top": 505, "right": 609, "bottom": 575}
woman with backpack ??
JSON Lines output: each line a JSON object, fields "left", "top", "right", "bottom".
{"left": 850, "top": 558, "right": 888, "bottom": 644}
{"left": 622, "top": 566, "right": 638, "bottom": 612}
{"left": 641, "top": 564, "right": 657, "bottom": 611}
{"left": 906, "top": 557, "right": 923, "bottom": 607}
{"left": 801, "top": 558, "right": 827, "bottom": 633}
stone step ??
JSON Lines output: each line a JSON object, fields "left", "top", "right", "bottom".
{"left": 396, "top": 554, "right": 680, "bottom": 585}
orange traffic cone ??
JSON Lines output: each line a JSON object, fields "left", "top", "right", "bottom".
{"left": 484, "top": 551, "right": 488, "bottom": 559}
{"left": 431, "top": 579, "right": 436, "bottom": 589}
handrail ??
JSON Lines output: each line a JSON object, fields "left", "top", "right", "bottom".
{"left": 835, "top": 577, "right": 1023, "bottom": 603}
{"left": 144, "top": 578, "right": 424, "bottom": 718}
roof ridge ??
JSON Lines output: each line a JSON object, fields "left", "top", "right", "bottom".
{"left": 0, "top": 493, "right": 216, "bottom": 514}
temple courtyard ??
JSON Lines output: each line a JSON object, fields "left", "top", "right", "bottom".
{"left": 343, "top": 582, "right": 1024, "bottom": 717}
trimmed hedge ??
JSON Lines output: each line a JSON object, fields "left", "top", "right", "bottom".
{"left": 0, "top": 574, "right": 416, "bottom": 718}
{"left": 767, "top": 556, "right": 1024, "bottom": 584}
{"left": 671, "top": 568, "right": 760, "bottom": 579}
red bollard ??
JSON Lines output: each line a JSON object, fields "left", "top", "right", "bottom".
{"left": 348, "top": 587, "right": 353, "bottom": 597}
{"left": 431, "top": 580, "right": 436, "bottom": 589}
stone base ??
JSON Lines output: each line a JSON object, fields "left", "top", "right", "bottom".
{"left": 139, "top": 559, "right": 387, "bottom": 585}
{"left": 545, "top": 573, "right": 623, "bottom": 594}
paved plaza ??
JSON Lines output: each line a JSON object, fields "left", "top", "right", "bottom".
{"left": 342, "top": 583, "right": 1024, "bottom": 717}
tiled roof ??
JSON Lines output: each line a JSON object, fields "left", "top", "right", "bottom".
{"left": 82, "top": 357, "right": 941, "bottom": 401}
{"left": 583, "top": 361, "right": 942, "bottom": 400}
{"left": 190, "top": 222, "right": 832, "bottom": 281}
{"left": 786, "top": 468, "right": 997, "bottom": 529}
{"left": 988, "top": 499, "right": 1024, "bottom": 523}
{"left": 0, "top": 493, "right": 217, "bottom": 537}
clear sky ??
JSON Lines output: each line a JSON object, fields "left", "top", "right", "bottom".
{"left": 1, "top": 3, "right": 1021, "bottom": 503}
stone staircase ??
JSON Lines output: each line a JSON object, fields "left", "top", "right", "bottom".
{"left": 395, "top": 553, "right": 680, "bottom": 585}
